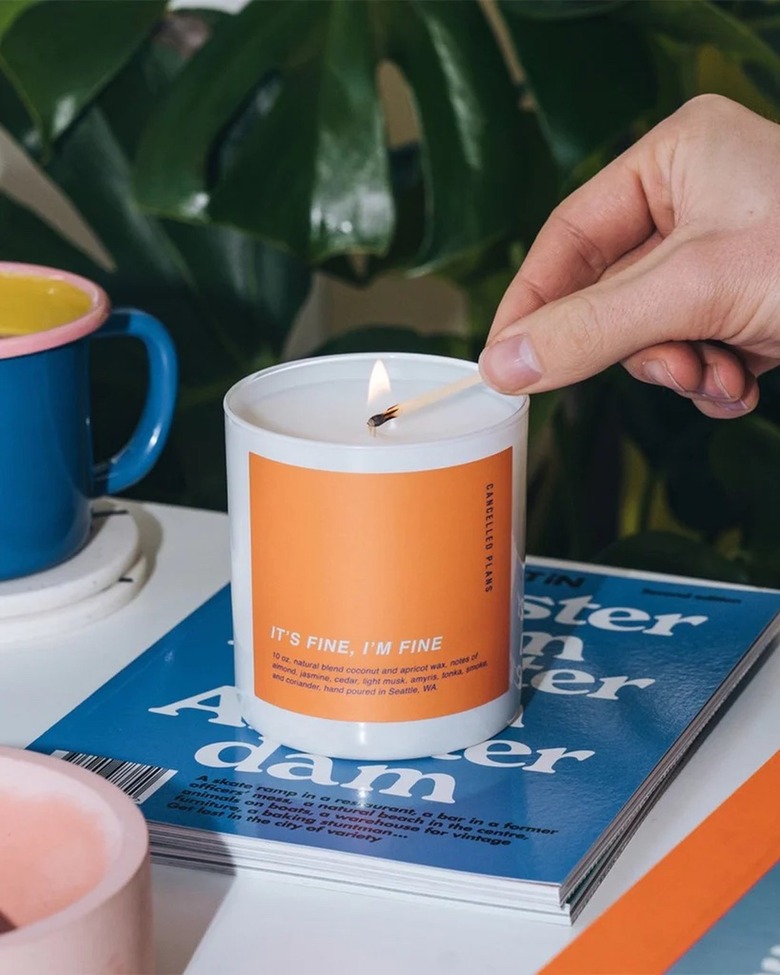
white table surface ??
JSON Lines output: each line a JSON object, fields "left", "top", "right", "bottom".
{"left": 0, "top": 499, "right": 777, "bottom": 975}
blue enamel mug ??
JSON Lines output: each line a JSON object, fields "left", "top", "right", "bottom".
{"left": 0, "top": 263, "right": 177, "bottom": 580}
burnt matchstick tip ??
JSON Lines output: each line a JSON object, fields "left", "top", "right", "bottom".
{"left": 367, "top": 405, "right": 399, "bottom": 429}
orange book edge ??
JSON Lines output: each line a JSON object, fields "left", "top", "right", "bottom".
{"left": 540, "top": 750, "right": 780, "bottom": 975}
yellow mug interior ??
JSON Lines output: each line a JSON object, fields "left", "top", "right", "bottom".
{"left": 0, "top": 273, "right": 94, "bottom": 336}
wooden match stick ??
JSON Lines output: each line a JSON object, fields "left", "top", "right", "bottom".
{"left": 367, "top": 371, "right": 482, "bottom": 430}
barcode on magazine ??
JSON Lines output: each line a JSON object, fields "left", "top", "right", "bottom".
{"left": 51, "top": 750, "right": 177, "bottom": 805}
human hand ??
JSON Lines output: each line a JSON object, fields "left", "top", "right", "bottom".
{"left": 479, "top": 94, "right": 780, "bottom": 418}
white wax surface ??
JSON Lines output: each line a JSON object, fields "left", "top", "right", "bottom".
{"left": 231, "top": 378, "right": 518, "bottom": 445}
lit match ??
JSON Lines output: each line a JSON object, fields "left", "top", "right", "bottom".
{"left": 367, "top": 372, "right": 482, "bottom": 431}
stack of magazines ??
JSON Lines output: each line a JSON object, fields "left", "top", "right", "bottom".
{"left": 30, "top": 559, "right": 780, "bottom": 923}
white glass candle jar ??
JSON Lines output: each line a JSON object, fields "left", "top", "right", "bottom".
{"left": 224, "top": 353, "right": 528, "bottom": 759}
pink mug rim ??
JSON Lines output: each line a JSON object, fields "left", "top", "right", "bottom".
{"left": 0, "top": 746, "right": 150, "bottom": 948}
{"left": 0, "top": 262, "right": 110, "bottom": 360}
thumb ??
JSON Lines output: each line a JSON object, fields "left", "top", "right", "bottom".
{"left": 479, "top": 240, "right": 719, "bottom": 394}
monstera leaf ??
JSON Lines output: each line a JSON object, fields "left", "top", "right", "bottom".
{"left": 621, "top": 0, "right": 780, "bottom": 102}
{"left": 497, "top": 0, "right": 657, "bottom": 173}
{"left": 0, "top": 0, "right": 165, "bottom": 151}
{"left": 0, "top": 0, "right": 778, "bottom": 582}
{"left": 133, "top": 0, "right": 524, "bottom": 272}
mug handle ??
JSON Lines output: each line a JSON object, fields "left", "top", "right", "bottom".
{"left": 91, "top": 309, "right": 178, "bottom": 497}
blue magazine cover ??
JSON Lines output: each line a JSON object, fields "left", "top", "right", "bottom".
{"left": 29, "top": 560, "right": 780, "bottom": 923}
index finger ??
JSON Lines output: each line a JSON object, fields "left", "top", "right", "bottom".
{"left": 489, "top": 140, "right": 669, "bottom": 340}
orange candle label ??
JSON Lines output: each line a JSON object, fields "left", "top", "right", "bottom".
{"left": 249, "top": 449, "right": 513, "bottom": 722}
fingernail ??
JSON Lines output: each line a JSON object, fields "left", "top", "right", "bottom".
{"left": 642, "top": 358, "right": 683, "bottom": 392}
{"left": 697, "top": 364, "right": 734, "bottom": 402}
{"left": 692, "top": 395, "right": 751, "bottom": 413}
{"left": 720, "top": 398, "right": 750, "bottom": 413}
{"left": 479, "top": 334, "right": 542, "bottom": 392}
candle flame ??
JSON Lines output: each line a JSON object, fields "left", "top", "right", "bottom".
{"left": 367, "top": 359, "right": 391, "bottom": 405}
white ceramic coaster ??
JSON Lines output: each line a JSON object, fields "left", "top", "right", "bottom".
{"left": 0, "top": 556, "right": 147, "bottom": 646}
{"left": 0, "top": 501, "right": 147, "bottom": 646}
{"left": 0, "top": 501, "right": 140, "bottom": 619}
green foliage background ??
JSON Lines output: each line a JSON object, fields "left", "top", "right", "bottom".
{"left": 1, "top": 0, "right": 780, "bottom": 584}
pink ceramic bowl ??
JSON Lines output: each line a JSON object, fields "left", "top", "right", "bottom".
{"left": 0, "top": 746, "right": 153, "bottom": 973}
